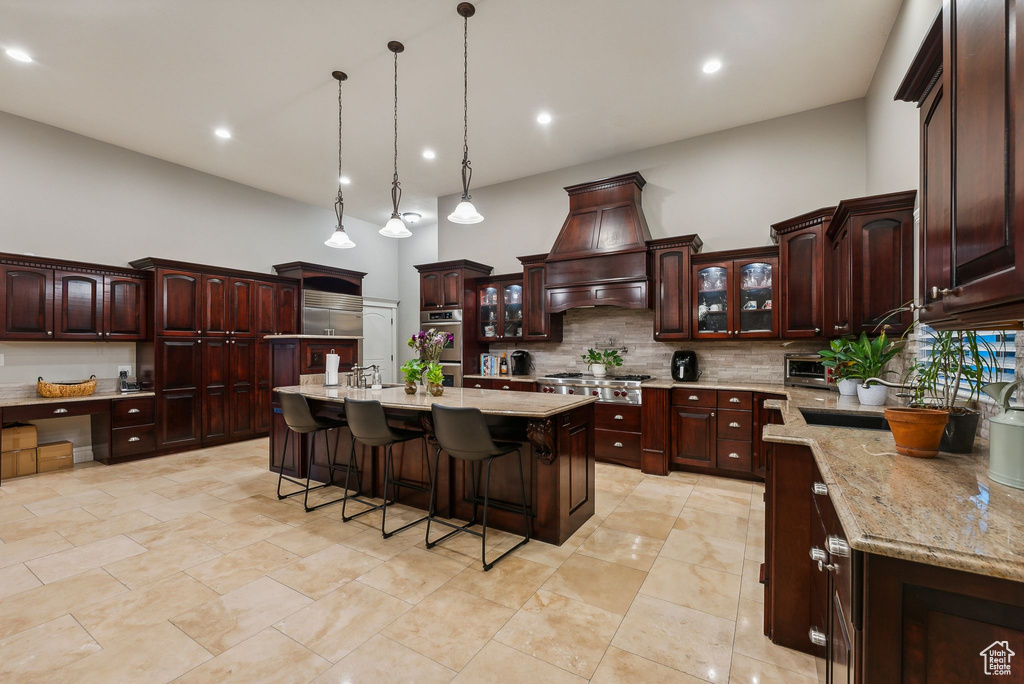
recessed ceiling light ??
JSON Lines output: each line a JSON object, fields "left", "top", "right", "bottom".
{"left": 702, "top": 59, "right": 722, "bottom": 74}
{"left": 339, "top": 175, "right": 351, "bottom": 185}
{"left": 536, "top": 112, "right": 552, "bottom": 125}
{"left": 402, "top": 212, "right": 422, "bottom": 223}
{"left": 422, "top": 149, "right": 436, "bottom": 160}
{"left": 5, "top": 48, "right": 32, "bottom": 63}
{"left": 214, "top": 128, "right": 232, "bottom": 139}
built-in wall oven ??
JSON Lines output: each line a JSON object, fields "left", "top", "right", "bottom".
{"left": 784, "top": 353, "right": 831, "bottom": 390}
{"left": 420, "top": 310, "right": 463, "bottom": 363}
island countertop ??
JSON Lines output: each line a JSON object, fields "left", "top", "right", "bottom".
{"left": 274, "top": 384, "right": 597, "bottom": 418}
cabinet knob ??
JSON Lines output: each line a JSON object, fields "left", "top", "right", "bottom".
{"left": 97, "top": 332, "right": 102, "bottom": 336}
{"left": 614, "top": 414, "right": 624, "bottom": 420}
{"left": 809, "top": 547, "right": 827, "bottom": 563}
{"left": 728, "top": 421, "right": 741, "bottom": 428}
{"left": 53, "top": 408, "right": 68, "bottom": 414}
{"left": 128, "top": 408, "right": 141, "bottom": 414}
{"left": 727, "top": 452, "right": 740, "bottom": 459}
{"left": 827, "top": 535, "right": 850, "bottom": 557}
{"left": 688, "top": 395, "right": 699, "bottom": 401}
{"left": 128, "top": 436, "right": 141, "bottom": 443}
{"left": 930, "top": 286, "right": 961, "bottom": 299}
{"left": 502, "top": 385, "right": 510, "bottom": 390}
{"left": 474, "top": 384, "right": 482, "bottom": 388}
{"left": 812, "top": 482, "right": 828, "bottom": 496}
{"left": 613, "top": 442, "right": 623, "bottom": 448}
{"left": 47, "top": 331, "right": 52, "bottom": 336}
{"left": 814, "top": 327, "right": 821, "bottom": 334}
{"left": 710, "top": 411, "right": 716, "bottom": 417}
{"left": 197, "top": 330, "right": 202, "bottom": 334}
{"left": 809, "top": 628, "right": 827, "bottom": 647}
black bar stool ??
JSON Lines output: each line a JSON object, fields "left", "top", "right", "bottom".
{"left": 276, "top": 392, "right": 350, "bottom": 512}
{"left": 343, "top": 398, "right": 431, "bottom": 537}
{"left": 426, "top": 404, "right": 530, "bottom": 571}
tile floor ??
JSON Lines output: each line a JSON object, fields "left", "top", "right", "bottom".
{"left": 0, "top": 437, "right": 824, "bottom": 683}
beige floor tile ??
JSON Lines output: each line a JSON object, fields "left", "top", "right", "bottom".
{"left": 601, "top": 507, "right": 678, "bottom": 540}
{"left": 0, "top": 568, "right": 127, "bottom": 640}
{"left": 595, "top": 476, "right": 639, "bottom": 498}
{"left": 185, "top": 540, "right": 297, "bottom": 594}
{"left": 53, "top": 620, "right": 212, "bottom": 683}
{"left": 206, "top": 494, "right": 324, "bottom": 526}
{"left": 174, "top": 628, "right": 331, "bottom": 684}
{"left": 660, "top": 529, "right": 746, "bottom": 575}
{"left": 383, "top": 585, "right": 514, "bottom": 671}
{"left": 0, "top": 486, "right": 61, "bottom": 507}
{"left": 0, "top": 531, "right": 72, "bottom": 568}
{"left": 448, "top": 555, "right": 555, "bottom": 609}
{"left": 733, "top": 598, "right": 819, "bottom": 678}
{"left": 313, "top": 633, "right": 455, "bottom": 684}
{"left": 265, "top": 515, "right": 362, "bottom": 556}
{"left": 142, "top": 492, "right": 229, "bottom": 522}
{"left": 96, "top": 475, "right": 178, "bottom": 499}
{"left": 73, "top": 572, "right": 218, "bottom": 647}
{"left": 0, "top": 507, "right": 97, "bottom": 543}
{"left": 741, "top": 559, "right": 764, "bottom": 604}
{"left": 454, "top": 640, "right": 585, "bottom": 683}
{"left": 270, "top": 543, "right": 382, "bottom": 599}
{"left": 510, "top": 538, "right": 578, "bottom": 569}
{"left": 619, "top": 490, "right": 689, "bottom": 517}
{"left": 641, "top": 556, "right": 741, "bottom": 619}
{"left": 24, "top": 489, "right": 114, "bottom": 517}
{"left": 745, "top": 543, "right": 765, "bottom": 564}
{"left": 151, "top": 477, "right": 231, "bottom": 501}
{"left": 746, "top": 509, "right": 766, "bottom": 543}
{"left": 591, "top": 646, "right": 706, "bottom": 683}
{"left": 126, "top": 512, "right": 227, "bottom": 548}
{"left": 340, "top": 523, "right": 423, "bottom": 560}
{"left": 494, "top": 589, "right": 621, "bottom": 678}
{"left": 275, "top": 580, "right": 411, "bottom": 662}
{"left": 26, "top": 534, "right": 146, "bottom": 584}
{"left": 595, "top": 491, "right": 626, "bottom": 517}
{"left": 541, "top": 553, "right": 645, "bottom": 615}
{"left": 576, "top": 526, "right": 663, "bottom": 571}
{"left": 674, "top": 507, "right": 749, "bottom": 544}
{"left": 730, "top": 652, "right": 818, "bottom": 683}
{"left": 0, "top": 614, "right": 101, "bottom": 681}
{"left": 665, "top": 470, "right": 702, "bottom": 485}
{"left": 191, "top": 514, "right": 293, "bottom": 552}
{"left": 0, "top": 563, "right": 42, "bottom": 599}
{"left": 358, "top": 546, "right": 467, "bottom": 604}
{"left": 172, "top": 576, "right": 312, "bottom": 655}
{"left": 104, "top": 538, "right": 222, "bottom": 589}
{"left": 612, "top": 594, "right": 735, "bottom": 682}
{"left": 0, "top": 503, "right": 35, "bottom": 525}
{"left": 685, "top": 488, "right": 751, "bottom": 518}
{"left": 632, "top": 476, "right": 696, "bottom": 499}
{"left": 82, "top": 491, "right": 171, "bottom": 520}
{"left": 696, "top": 476, "right": 754, "bottom": 495}
{"left": 58, "top": 509, "right": 160, "bottom": 546}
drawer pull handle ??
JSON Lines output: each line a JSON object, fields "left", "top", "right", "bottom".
{"left": 53, "top": 408, "right": 68, "bottom": 414}
{"left": 688, "top": 395, "right": 699, "bottom": 401}
{"left": 474, "top": 384, "right": 482, "bottom": 388}
{"left": 812, "top": 482, "right": 828, "bottom": 496}
{"left": 613, "top": 442, "right": 623, "bottom": 448}
{"left": 809, "top": 547, "right": 827, "bottom": 563}
{"left": 728, "top": 452, "right": 740, "bottom": 459}
{"left": 614, "top": 414, "right": 624, "bottom": 420}
{"left": 128, "top": 408, "right": 141, "bottom": 414}
{"left": 502, "top": 385, "right": 510, "bottom": 390}
{"left": 128, "top": 436, "right": 141, "bottom": 442}
{"left": 728, "top": 421, "right": 741, "bottom": 428}
{"left": 729, "top": 397, "right": 741, "bottom": 403}
{"left": 809, "top": 628, "right": 827, "bottom": 647}
{"left": 827, "top": 535, "right": 850, "bottom": 557}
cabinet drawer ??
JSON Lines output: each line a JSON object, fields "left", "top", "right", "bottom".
{"left": 718, "top": 391, "right": 752, "bottom": 410}
{"left": 717, "top": 439, "right": 752, "bottom": 472}
{"left": 111, "top": 397, "right": 155, "bottom": 427}
{"left": 718, "top": 409, "right": 752, "bottom": 440}
{"left": 467, "top": 379, "right": 494, "bottom": 390}
{"left": 595, "top": 429, "right": 641, "bottom": 467}
{"left": 595, "top": 403, "right": 641, "bottom": 432}
{"left": 301, "top": 342, "right": 357, "bottom": 374}
{"left": 111, "top": 424, "right": 156, "bottom": 457}
{"left": 671, "top": 388, "right": 717, "bottom": 408}
{"left": 4, "top": 399, "right": 107, "bottom": 422}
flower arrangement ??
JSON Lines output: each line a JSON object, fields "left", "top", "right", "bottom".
{"left": 408, "top": 329, "right": 453, "bottom": 365}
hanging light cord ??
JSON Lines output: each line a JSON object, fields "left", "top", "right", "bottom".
{"left": 391, "top": 49, "right": 402, "bottom": 218}
{"left": 335, "top": 76, "right": 345, "bottom": 227}
{"left": 460, "top": 12, "right": 473, "bottom": 201}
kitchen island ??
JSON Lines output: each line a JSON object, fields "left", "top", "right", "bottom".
{"left": 270, "top": 385, "right": 597, "bottom": 545}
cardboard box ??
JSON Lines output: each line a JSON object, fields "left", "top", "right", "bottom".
{"left": 0, "top": 450, "right": 15, "bottom": 480}
{"left": 1, "top": 424, "right": 38, "bottom": 452}
{"left": 2, "top": 448, "right": 37, "bottom": 479}
{"left": 36, "top": 441, "right": 73, "bottom": 474}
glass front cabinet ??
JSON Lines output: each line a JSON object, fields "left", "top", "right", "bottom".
{"left": 692, "top": 250, "right": 779, "bottom": 339}
{"left": 477, "top": 276, "right": 523, "bottom": 342}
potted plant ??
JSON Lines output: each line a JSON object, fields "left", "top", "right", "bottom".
{"left": 845, "top": 332, "right": 904, "bottom": 406}
{"left": 581, "top": 348, "right": 623, "bottom": 378}
{"left": 399, "top": 359, "right": 423, "bottom": 395}
{"left": 408, "top": 329, "right": 454, "bottom": 367}
{"left": 424, "top": 362, "right": 445, "bottom": 396}
{"left": 819, "top": 338, "right": 859, "bottom": 396}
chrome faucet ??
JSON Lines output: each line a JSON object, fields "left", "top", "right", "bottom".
{"left": 860, "top": 377, "right": 915, "bottom": 404}
{"left": 347, "top": 365, "right": 379, "bottom": 389}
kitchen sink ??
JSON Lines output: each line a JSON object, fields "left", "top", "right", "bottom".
{"left": 799, "top": 409, "right": 890, "bottom": 431}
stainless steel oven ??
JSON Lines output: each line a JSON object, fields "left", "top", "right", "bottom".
{"left": 438, "top": 362, "right": 462, "bottom": 388}
{"left": 420, "top": 310, "right": 463, "bottom": 363}
{"left": 784, "top": 353, "right": 831, "bottom": 389}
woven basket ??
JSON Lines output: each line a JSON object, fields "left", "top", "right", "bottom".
{"left": 37, "top": 375, "right": 97, "bottom": 398}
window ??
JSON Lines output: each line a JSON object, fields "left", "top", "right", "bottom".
{"left": 916, "top": 328, "right": 1016, "bottom": 398}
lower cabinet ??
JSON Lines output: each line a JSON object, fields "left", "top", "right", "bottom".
{"left": 670, "top": 405, "right": 717, "bottom": 467}
{"left": 594, "top": 403, "right": 641, "bottom": 468}
{"left": 254, "top": 340, "right": 272, "bottom": 434}
{"left": 229, "top": 338, "right": 255, "bottom": 439}
{"left": 153, "top": 337, "right": 203, "bottom": 449}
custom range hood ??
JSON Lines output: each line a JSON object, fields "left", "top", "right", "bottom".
{"left": 543, "top": 172, "right": 653, "bottom": 312}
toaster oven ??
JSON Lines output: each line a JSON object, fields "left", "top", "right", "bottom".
{"left": 784, "top": 353, "right": 832, "bottom": 390}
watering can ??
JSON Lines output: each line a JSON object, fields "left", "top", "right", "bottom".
{"left": 981, "top": 380, "right": 1024, "bottom": 489}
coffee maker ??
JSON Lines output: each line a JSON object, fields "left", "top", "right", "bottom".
{"left": 510, "top": 350, "right": 531, "bottom": 376}
{"left": 671, "top": 350, "right": 700, "bottom": 382}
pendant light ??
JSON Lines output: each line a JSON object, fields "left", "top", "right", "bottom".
{"left": 325, "top": 70, "right": 356, "bottom": 249}
{"left": 380, "top": 41, "right": 412, "bottom": 238}
{"left": 447, "top": 2, "right": 484, "bottom": 224}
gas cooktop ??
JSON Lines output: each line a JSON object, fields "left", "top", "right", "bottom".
{"left": 536, "top": 373, "right": 654, "bottom": 404}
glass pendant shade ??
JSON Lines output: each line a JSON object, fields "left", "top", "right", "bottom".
{"left": 325, "top": 225, "right": 355, "bottom": 248}
{"left": 447, "top": 199, "right": 484, "bottom": 224}
{"left": 379, "top": 216, "right": 412, "bottom": 238}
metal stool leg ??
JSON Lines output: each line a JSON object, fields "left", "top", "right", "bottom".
{"left": 341, "top": 435, "right": 383, "bottom": 523}
{"left": 301, "top": 428, "right": 348, "bottom": 512}
{"left": 480, "top": 449, "right": 531, "bottom": 571}
{"left": 277, "top": 428, "right": 333, "bottom": 503}
{"left": 381, "top": 441, "right": 430, "bottom": 539}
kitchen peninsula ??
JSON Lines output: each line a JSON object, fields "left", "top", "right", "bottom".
{"left": 272, "top": 384, "right": 596, "bottom": 544}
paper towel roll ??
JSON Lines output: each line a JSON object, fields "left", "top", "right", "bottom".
{"left": 325, "top": 351, "right": 340, "bottom": 386}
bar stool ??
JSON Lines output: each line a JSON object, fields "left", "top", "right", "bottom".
{"left": 425, "top": 404, "right": 530, "bottom": 571}
{"left": 276, "top": 392, "right": 350, "bottom": 512}
{"left": 342, "top": 398, "right": 431, "bottom": 537}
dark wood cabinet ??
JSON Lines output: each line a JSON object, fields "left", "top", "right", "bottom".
{"left": 420, "top": 272, "right": 442, "bottom": 309}
{"left": 157, "top": 269, "right": 202, "bottom": 337}
{"left": 829, "top": 223, "right": 852, "bottom": 336}
{"left": 772, "top": 209, "right": 832, "bottom": 338}
{"left": 276, "top": 283, "right": 299, "bottom": 335}
{"left": 416, "top": 260, "right": 492, "bottom": 311}
{"left": 476, "top": 275, "right": 524, "bottom": 342}
{"left": 692, "top": 247, "right": 779, "bottom": 339}
{"left": 518, "top": 254, "right": 563, "bottom": 342}
{"left": 0, "top": 264, "right": 53, "bottom": 339}
{"left": 648, "top": 235, "right": 703, "bottom": 340}
{"left": 670, "top": 405, "right": 717, "bottom": 467}
{"left": 202, "top": 274, "right": 230, "bottom": 336}
{"left": 254, "top": 281, "right": 276, "bottom": 336}
{"left": 229, "top": 278, "right": 254, "bottom": 336}
{"left": 104, "top": 274, "right": 147, "bottom": 340}
{"left": 255, "top": 340, "right": 272, "bottom": 434}
{"left": 54, "top": 270, "right": 104, "bottom": 340}
{"left": 229, "top": 337, "right": 255, "bottom": 438}
{"left": 154, "top": 337, "right": 202, "bottom": 449}
{"left": 201, "top": 338, "right": 231, "bottom": 443}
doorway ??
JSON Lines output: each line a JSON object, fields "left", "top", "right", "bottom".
{"left": 362, "top": 298, "right": 398, "bottom": 384}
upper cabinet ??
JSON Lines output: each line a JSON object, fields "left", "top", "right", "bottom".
{"left": 518, "top": 254, "right": 563, "bottom": 342}
{"left": 416, "top": 260, "right": 492, "bottom": 311}
{"left": 104, "top": 274, "right": 147, "bottom": 340}
{"left": 54, "top": 270, "right": 104, "bottom": 339}
{"left": 648, "top": 235, "right": 703, "bottom": 340}
{"left": 0, "top": 263, "right": 53, "bottom": 339}
{"left": 772, "top": 208, "right": 833, "bottom": 338}
{"left": 897, "top": 6, "right": 1024, "bottom": 328}
{"left": 692, "top": 247, "right": 779, "bottom": 340}
{"left": 477, "top": 275, "right": 524, "bottom": 342}
{"left": 825, "top": 192, "right": 915, "bottom": 336}
{"left": 156, "top": 268, "right": 202, "bottom": 336}
{"left": 228, "top": 278, "right": 254, "bottom": 336}
{"left": 275, "top": 283, "right": 299, "bottom": 334}
{"left": 254, "top": 281, "right": 276, "bottom": 336}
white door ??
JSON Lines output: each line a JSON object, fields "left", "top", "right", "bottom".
{"left": 362, "top": 302, "right": 397, "bottom": 384}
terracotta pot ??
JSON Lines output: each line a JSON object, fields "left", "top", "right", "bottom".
{"left": 884, "top": 407, "right": 950, "bottom": 458}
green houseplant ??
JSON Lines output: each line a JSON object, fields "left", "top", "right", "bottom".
{"left": 844, "top": 332, "right": 904, "bottom": 405}
{"left": 818, "top": 337, "right": 858, "bottom": 396}
{"left": 399, "top": 359, "right": 423, "bottom": 395}
{"left": 424, "top": 362, "right": 445, "bottom": 397}
{"left": 581, "top": 348, "right": 623, "bottom": 378}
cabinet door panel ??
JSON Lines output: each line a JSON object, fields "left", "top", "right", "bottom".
{"left": 780, "top": 228, "right": 823, "bottom": 337}
{"left": 156, "top": 338, "right": 202, "bottom": 448}
{"left": 853, "top": 213, "right": 913, "bottom": 333}
{"left": 421, "top": 273, "right": 442, "bottom": 309}
{"left": 830, "top": 228, "right": 851, "bottom": 335}
{"left": 54, "top": 270, "right": 103, "bottom": 339}
{"left": 255, "top": 340, "right": 271, "bottom": 433}
{"left": 654, "top": 249, "right": 690, "bottom": 339}
{"left": 230, "top": 338, "right": 255, "bottom": 438}
{"left": 202, "top": 275, "right": 230, "bottom": 336}
{"left": 159, "top": 270, "right": 201, "bottom": 336}
{"left": 254, "top": 281, "right": 276, "bottom": 336}
{"left": 105, "top": 275, "right": 147, "bottom": 340}
{"left": 276, "top": 284, "right": 299, "bottom": 334}
{"left": 735, "top": 258, "right": 778, "bottom": 339}
{"left": 693, "top": 262, "right": 733, "bottom": 339}
{"left": 522, "top": 264, "right": 549, "bottom": 339}
{"left": 202, "top": 338, "right": 230, "bottom": 442}
{"left": 670, "top": 406, "right": 716, "bottom": 467}
{"left": 442, "top": 270, "right": 462, "bottom": 308}
{"left": 229, "top": 278, "right": 254, "bottom": 336}
{"left": 1, "top": 265, "right": 53, "bottom": 339}
{"left": 920, "top": 84, "right": 953, "bottom": 320}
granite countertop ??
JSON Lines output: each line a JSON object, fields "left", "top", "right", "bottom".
{"left": 274, "top": 384, "right": 597, "bottom": 418}
{"left": 463, "top": 374, "right": 541, "bottom": 383}
{"left": 263, "top": 334, "right": 362, "bottom": 340}
{"left": 763, "top": 387, "right": 1024, "bottom": 582}
{"left": 0, "top": 390, "right": 155, "bottom": 409}
{"left": 641, "top": 378, "right": 791, "bottom": 394}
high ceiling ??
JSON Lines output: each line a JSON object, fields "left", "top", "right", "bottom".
{"left": 0, "top": 0, "right": 901, "bottom": 225}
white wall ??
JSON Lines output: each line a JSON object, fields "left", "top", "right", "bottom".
{"left": 437, "top": 100, "right": 867, "bottom": 272}
{"left": 865, "top": 0, "right": 943, "bottom": 194}
{"left": 396, "top": 222, "right": 438, "bottom": 365}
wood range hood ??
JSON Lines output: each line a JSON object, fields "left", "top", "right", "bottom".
{"left": 543, "top": 172, "right": 653, "bottom": 313}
